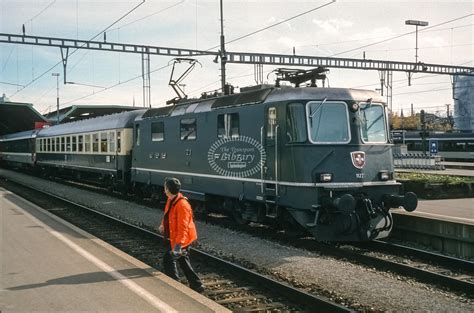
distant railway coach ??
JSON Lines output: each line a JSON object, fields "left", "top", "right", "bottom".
{"left": 0, "top": 129, "right": 39, "bottom": 167}
{"left": 392, "top": 131, "right": 474, "bottom": 161}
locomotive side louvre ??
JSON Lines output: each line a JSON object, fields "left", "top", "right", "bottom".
{"left": 34, "top": 110, "right": 145, "bottom": 188}
{"left": 131, "top": 87, "right": 417, "bottom": 241}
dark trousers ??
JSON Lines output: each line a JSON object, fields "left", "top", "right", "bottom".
{"left": 162, "top": 245, "right": 203, "bottom": 290}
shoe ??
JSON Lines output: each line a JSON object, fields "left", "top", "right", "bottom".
{"left": 192, "top": 285, "right": 205, "bottom": 293}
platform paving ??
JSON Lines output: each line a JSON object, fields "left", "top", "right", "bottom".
{"left": 0, "top": 188, "right": 229, "bottom": 312}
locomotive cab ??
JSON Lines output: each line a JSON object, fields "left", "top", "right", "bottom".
{"left": 281, "top": 90, "right": 417, "bottom": 241}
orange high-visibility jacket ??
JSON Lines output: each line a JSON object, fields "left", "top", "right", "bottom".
{"left": 161, "top": 193, "right": 197, "bottom": 249}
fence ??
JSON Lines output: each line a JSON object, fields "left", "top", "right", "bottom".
{"left": 393, "top": 153, "right": 445, "bottom": 170}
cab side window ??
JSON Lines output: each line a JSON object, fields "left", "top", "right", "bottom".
{"left": 181, "top": 119, "right": 197, "bottom": 140}
{"left": 267, "top": 107, "right": 277, "bottom": 139}
{"left": 135, "top": 125, "right": 141, "bottom": 146}
{"left": 217, "top": 113, "right": 239, "bottom": 139}
{"left": 286, "top": 103, "right": 307, "bottom": 143}
{"left": 151, "top": 121, "right": 165, "bottom": 142}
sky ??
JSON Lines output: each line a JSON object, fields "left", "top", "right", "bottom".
{"left": 0, "top": 0, "right": 473, "bottom": 116}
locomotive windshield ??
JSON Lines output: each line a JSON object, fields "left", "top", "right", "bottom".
{"left": 306, "top": 101, "right": 350, "bottom": 143}
{"left": 359, "top": 103, "right": 388, "bottom": 143}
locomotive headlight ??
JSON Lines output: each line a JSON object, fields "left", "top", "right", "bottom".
{"left": 350, "top": 103, "right": 359, "bottom": 112}
{"left": 379, "top": 170, "right": 392, "bottom": 181}
{"left": 319, "top": 173, "right": 333, "bottom": 182}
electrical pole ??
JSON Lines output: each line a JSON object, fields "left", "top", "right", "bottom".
{"left": 405, "top": 20, "right": 429, "bottom": 64}
{"left": 220, "top": 0, "right": 227, "bottom": 94}
{"left": 420, "top": 109, "right": 427, "bottom": 155}
{"left": 52, "top": 73, "right": 60, "bottom": 124}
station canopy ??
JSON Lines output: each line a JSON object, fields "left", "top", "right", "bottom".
{"left": 0, "top": 100, "right": 49, "bottom": 136}
{"left": 43, "top": 105, "right": 141, "bottom": 124}
{"left": 0, "top": 98, "right": 142, "bottom": 136}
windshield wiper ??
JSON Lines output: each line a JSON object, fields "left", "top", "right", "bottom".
{"left": 367, "top": 113, "right": 383, "bottom": 131}
{"left": 309, "top": 97, "right": 327, "bottom": 118}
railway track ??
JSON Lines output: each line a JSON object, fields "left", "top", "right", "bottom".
{"left": 1, "top": 178, "right": 351, "bottom": 313}
{"left": 335, "top": 240, "right": 473, "bottom": 295}
{"left": 214, "top": 215, "right": 474, "bottom": 297}
{"left": 2, "top": 171, "right": 473, "bottom": 302}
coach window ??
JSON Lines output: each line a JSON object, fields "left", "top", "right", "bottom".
{"left": 78, "top": 135, "right": 84, "bottom": 152}
{"left": 46, "top": 138, "right": 50, "bottom": 152}
{"left": 100, "top": 132, "right": 107, "bottom": 153}
{"left": 286, "top": 103, "right": 307, "bottom": 143}
{"left": 217, "top": 113, "right": 239, "bottom": 139}
{"left": 151, "top": 121, "right": 164, "bottom": 142}
{"left": 72, "top": 136, "right": 77, "bottom": 152}
{"left": 55, "top": 137, "right": 60, "bottom": 152}
{"left": 51, "top": 138, "right": 56, "bottom": 152}
{"left": 92, "top": 133, "right": 99, "bottom": 152}
{"left": 181, "top": 118, "right": 197, "bottom": 140}
{"left": 468, "top": 142, "right": 474, "bottom": 152}
{"left": 135, "top": 125, "right": 141, "bottom": 146}
{"left": 61, "top": 137, "right": 65, "bottom": 152}
{"left": 456, "top": 142, "right": 466, "bottom": 151}
{"left": 66, "top": 136, "right": 72, "bottom": 152}
{"left": 267, "top": 107, "right": 277, "bottom": 139}
{"left": 84, "top": 134, "right": 91, "bottom": 153}
{"left": 109, "top": 131, "right": 115, "bottom": 153}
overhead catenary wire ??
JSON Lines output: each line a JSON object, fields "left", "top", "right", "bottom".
{"left": 206, "top": 0, "right": 336, "bottom": 51}
{"left": 10, "top": 0, "right": 147, "bottom": 98}
{"left": 61, "top": 63, "right": 171, "bottom": 106}
{"left": 108, "top": 0, "right": 185, "bottom": 32}
{"left": 298, "top": 23, "right": 473, "bottom": 49}
{"left": 331, "top": 13, "right": 473, "bottom": 57}
{"left": 22, "top": 0, "right": 56, "bottom": 26}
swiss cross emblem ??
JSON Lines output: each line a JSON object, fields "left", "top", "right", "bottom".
{"left": 351, "top": 151, "right": 365, "bottom": 169}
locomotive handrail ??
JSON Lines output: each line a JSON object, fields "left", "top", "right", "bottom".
{"left": 275, "top": 125, "right": 280, "bottom": 197}
{"left": 260, "top": 126, "right": 264, "bottom": 194}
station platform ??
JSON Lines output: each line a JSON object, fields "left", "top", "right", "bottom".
{"left": 0, "top": 188, "right": 228, "bottom": 312}
{"left": 392, "top": 198, "right": 473, "bottom": 258}
{"left": 393, "top": 198, "right": 473, "bottom": 225}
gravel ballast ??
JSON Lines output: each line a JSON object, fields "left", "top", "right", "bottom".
{"left": 1, "top": 168, "right": 472, "bottom": 312}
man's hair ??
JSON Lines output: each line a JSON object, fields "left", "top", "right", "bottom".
{"left": 164, "top": 177, "right": 181, "bottom": 195}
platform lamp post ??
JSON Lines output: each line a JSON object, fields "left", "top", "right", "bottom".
{"left": 52, "top": 73, "right": 60, "bottom": 125}
{"left": 405, "top": 20, "right": 429, "bottom": 64}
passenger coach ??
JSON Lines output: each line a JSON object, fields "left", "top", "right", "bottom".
{"left": 35, "top": 110, "right": 145, "bottom": 189}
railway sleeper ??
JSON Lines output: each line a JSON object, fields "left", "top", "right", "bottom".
{"left": 216, "top": 294, "right": 266, "bottom": 305}
{"left": 205, "top": 286, "right": 254, "bottom": 296}
{"left": 203, "top": 279, "right": 234, "bottom": 287}
{"left": 237, "top": 302, "right": 288, "bottom": 312}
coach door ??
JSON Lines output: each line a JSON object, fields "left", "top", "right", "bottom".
{"left": 261, "top": 106, "right": 280, "bottom": 218}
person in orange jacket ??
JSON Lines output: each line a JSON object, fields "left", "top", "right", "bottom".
{"left": 157, "top": 177, "right": 204, "bottom": 293}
